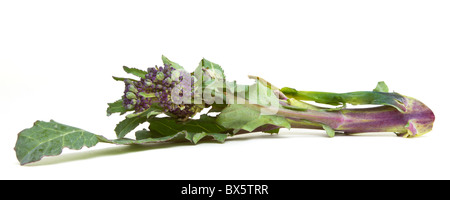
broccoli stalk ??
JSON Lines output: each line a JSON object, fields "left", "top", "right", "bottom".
{"left": 279, "top": 86, "right": 434, "bottom": 137}
{"left": 223, "top": 77, "right": 434, "bottom": 138}
{"left": 254, "top": 93, "right": 434, "bottom": 138}
{"left": 14, "top": 56, "right": 436, "bottom": 165}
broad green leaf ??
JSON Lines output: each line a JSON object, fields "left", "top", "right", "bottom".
{"left": 217, "top": 104, "right": 291, "bottom": 133}
{"left": 123, "top": 66, "right": 147, "bottom": 79}
{"left": 161, "top": 55, "right": 184, "bottom": 70}
{"left": 216, "top": 104, "right": 260, "bottom": 131}
{"left": 217, "top": 80, "right": 290, "bottom": 133}
{"left": 106, "top": 99, "right": 128, "bottom": 116}
{"left": 14, "top": 120, "right": 99, "bottom": 165}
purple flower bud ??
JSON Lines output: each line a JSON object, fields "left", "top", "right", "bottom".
{"left": 121, "top": 64, "right": 201, "bottom": 118}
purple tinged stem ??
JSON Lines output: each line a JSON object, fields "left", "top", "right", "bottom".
{"left": 262, "top": 95, "right": 435, "bottom": 137}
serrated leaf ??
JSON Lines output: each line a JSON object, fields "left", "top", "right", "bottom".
{"left": 194, "top": 58, "right": 226, "bottom": 87}
{"left": 123, "top": 66, "right": 147, "bottom": 79}
{"left": 200, "top": 58, "right": 225, "bottom": 80}
{"left": 107, "top": 99, "right": 128, "bottom": 116}
{"left": 14, "top": 120, "right": 99, "bottom": 165}
{"left": 161, "top": 55, "right": 184, "bottom": 70}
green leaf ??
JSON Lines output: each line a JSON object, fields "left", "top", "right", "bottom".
{"left": 147, "top": 115, "right": 230, "bottom": 143}
{"left": 112, "top": 76, "right": 138, "bottom": 82}
{"left": 114, "top": 116, "right": 148, "bottom": 138}
{"left": 162, "top": 55, "right": 184, "bottom": 70}
{"left": 149, "top": 115, "right": 229, "bottom": 136}
{"left": 208, "top": 103, "right": 228, "bottom": 113}
{"left": 123, "top": 66, "right": 147, "bottom": 79}
{"left": 280, "top": 87, "right": 407, "bottom": 112}
{"left": 106, "top": 115, "right": 230, "bottom": 145}
{"left": 125, "top": 104, "right": 162, "bottom": 119}
{"left": 373, "top": 81, "right": 389, "bottom": 93}
{"left": 114, "top": 105, "right": 164, "bottom": 138}
{"left": 217, "top": 104, "right": 291, "bottom": 133}
{"left": 263, "top": 128, "right": 280, "bottom": 134}
{"left": 246, "top": 79, "right": 281, "bottom": 107}
{"left": 217, "top": 79, "right": 290, "bottom": 133}
{"left": 244, "top": 114, "right": 290, "bottom": 132}
{"left": 216, "top": 104, "right": 259, "bottom": 131}
{"left": 192, "top": 58, "right": 228, "bottom": 106}
{"left": 263, "top": 128, "right": 281, "bottom": 134}
{"left": 106, "top": 99, "right": 128, "bottom": 116}
{"left": 99, "top": 133, "right": 185, "bottom": 145}
{"left": 194, "top": 58, "right": 226, "bottom": 87}
{"left": 14, "top": 120, "right": 99, "bottom": 165}
{"left": 321, "top": 124, "right": 335, "bottom": 137}
{"left": 115, "top": 112, "right": 230, "bottom": 144}
{"left": 135, "top": 129, "right": 153, "bottom": 140}
{"left": 285, "top": 98, "right": 317, "bottom": 111}
{"left": 201, "top": 58, "right": 225, "bottom": 80}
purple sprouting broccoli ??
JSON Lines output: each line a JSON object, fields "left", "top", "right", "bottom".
{"left": 122, "top": 64, "right": 201, "bottom": 119}
{"left": 14, "top": 55, "right": 436, "bottom": 165}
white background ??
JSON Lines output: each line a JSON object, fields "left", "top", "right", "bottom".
{"left": 1, "top": 0, "right": 449, "bottom": 180}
